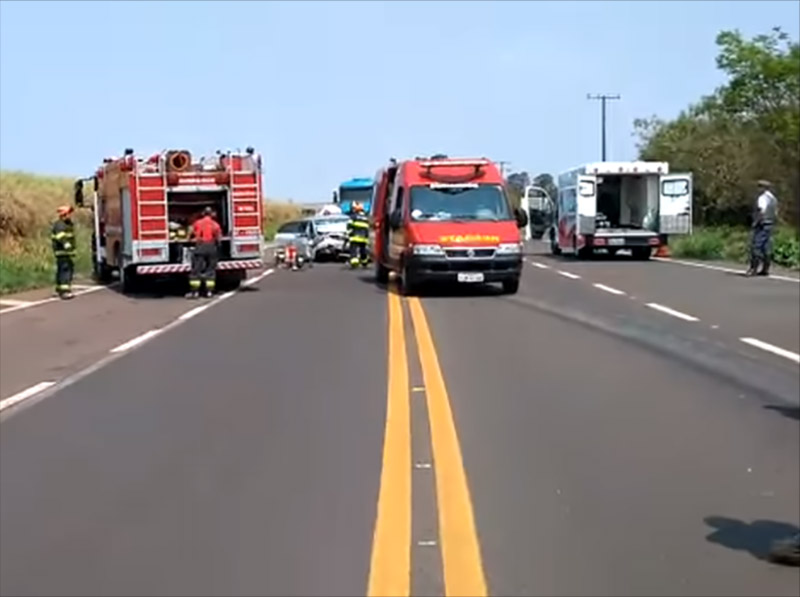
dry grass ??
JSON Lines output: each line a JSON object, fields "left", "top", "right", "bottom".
{"left": 263, "top": 200, "right": 303, "bottom": 239}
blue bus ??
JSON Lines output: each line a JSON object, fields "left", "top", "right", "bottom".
{"left": 334, "top": 177, "right": 374, "bottom": 215}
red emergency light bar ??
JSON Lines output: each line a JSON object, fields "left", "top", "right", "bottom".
{"left": 418, "top": 158, "right": 490, "bottom": 184}
{"left": 417, "top": 158, "right": 490, "bottom": 168}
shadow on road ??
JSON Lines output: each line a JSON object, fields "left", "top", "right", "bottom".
{"left": 763, "top": 404, "right": 800, "bottom": 421}
{"left": 353, "top": 272, "right": 502, "bottom": 299}
{"left": 704, "top": 516, "right": 799, "bottom": 561}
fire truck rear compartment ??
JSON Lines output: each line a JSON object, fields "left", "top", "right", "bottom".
{"left": 166, "top": 190, "right": 234, "bottom": 262}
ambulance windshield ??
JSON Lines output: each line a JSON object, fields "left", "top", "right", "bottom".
{"left": 409, "top": 184, "right": 511, "bottom": 222}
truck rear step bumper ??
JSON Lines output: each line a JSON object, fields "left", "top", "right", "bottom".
{"left": 136, "top": 259, "right": 263, "bottom": 275}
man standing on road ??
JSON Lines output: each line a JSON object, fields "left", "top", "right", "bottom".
{"left": 51, "top": 205, "right": 76, "bottom": 300}
{"left": 347, "top": 202, "right": 370, "bottom": 268}
{"left": 746, "top": 180, "right": 778, "bottom": 277}
{"left": 187, "top": 207, "right": 222, "bottom": 299}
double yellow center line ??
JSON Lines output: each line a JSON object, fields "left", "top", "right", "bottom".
{"left": 368, "top": 290, "right": 487, "bottom": 597}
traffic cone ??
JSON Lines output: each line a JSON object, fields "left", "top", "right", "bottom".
{"left": 655, "top": 244, "right": 671, "bottom": 258}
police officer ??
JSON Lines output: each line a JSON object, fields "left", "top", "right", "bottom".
{"left": 51, "top": 205, "right": 76, "bottom": 300}
{"left": 746, "top": 179, "right": 778, "bottom": 277}
{"left": 347, "top": 201, "right": 370, "bottom": 268}
{"left": 188, "top": 207, "right": 222, "bottom": 299}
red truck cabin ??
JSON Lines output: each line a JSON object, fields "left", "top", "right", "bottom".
{"left": 371, "top": 155, "right": 528, "bottom": 295}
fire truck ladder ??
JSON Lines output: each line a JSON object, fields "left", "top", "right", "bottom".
{"left": 229, "top": 163, "right": 259, "bottom": 228}
{"left": 135, "top": 161, "right": 169, "bottom": 241}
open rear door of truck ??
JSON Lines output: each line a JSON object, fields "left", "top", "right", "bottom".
{"left": 577, "top": 175, "right": 597, "bottom": 236}
{"left": 659, "top": 173, "right": 693, "bottom": 235}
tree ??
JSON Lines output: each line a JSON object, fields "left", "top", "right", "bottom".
{"left": 634, "top": 27, "right": 799, "bottom": 228}
{"left": 532, "top": 173, "right": 558, "bottom": 204}
{"left": 505, "top": 171, "right": 531, "bottom": 209}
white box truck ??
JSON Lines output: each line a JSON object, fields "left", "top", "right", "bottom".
{"left": 545, "top": 161, "right": 692, "bottom": 259}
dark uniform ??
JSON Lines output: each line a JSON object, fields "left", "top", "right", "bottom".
{"left": 347, "top": 209, "right": 370, "bottom": 267}
{"left": 747, "top": 181, "right": 778, "bottom": 277}
{"left": 188, "top": 209, "right": 222, "bottom": 298}
{"left": 51, "top": 212, "right": 76, "bottom": 299}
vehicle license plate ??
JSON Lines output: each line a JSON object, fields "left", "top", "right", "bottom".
{"left": 457, "top": 272, "right": 484, "bottom": 283}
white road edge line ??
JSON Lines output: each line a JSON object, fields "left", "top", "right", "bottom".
{"left": 740, "top": 337, "right": 800, "bottom": 364}
{"left": 243, "top": 267, "right": 275, "bottom": 286}
{"left": 0, "top": 381, "right": 56, "bottom": 413}
{"left": 110, "top": 329, "right": 163, "bottom": 353}
{"left": 557, "top": 270, "right": 581, "bottom": 280}
{"left": 178, "top": 304, "right": 211, "bottom": 321}
{"left": 1, "top": 268, "right": 278, "bottom": 419}
{"left": 593, "top": 283, "right": 626, "bottom": 296}
{"left": 0, "top": 284, "right": 110, "bottom": 315}
{"left": 653, "top": 257, "right": 800, "bottom": 283}
{"left": 529, "top": 261, "right": 550, "bottom": 269}
{"left": 0, "top": 299, "right": 33, "bottom": 307}
{"left": 646, "top": 302, "right": 700, "bottom": 322}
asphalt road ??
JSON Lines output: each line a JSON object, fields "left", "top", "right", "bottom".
{"left": 1, "top": 250, "right": 798, "bottom": 597}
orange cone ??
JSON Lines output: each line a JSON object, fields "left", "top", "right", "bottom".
{"left": 655, "top": 244, "right": 671, "bottom": 258}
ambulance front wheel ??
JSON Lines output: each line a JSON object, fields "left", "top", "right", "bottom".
{"left": 375, "top": 260, "right": 390, "bottom": 285}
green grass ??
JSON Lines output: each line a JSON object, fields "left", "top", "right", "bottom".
{"left": 670, "top": 226, "right": 800, "bottom": 269}
{"left": 0, "top": 227, "right": 93, "bottom": 295}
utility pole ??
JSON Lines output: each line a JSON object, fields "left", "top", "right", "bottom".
{"left": 497, "top": 161, "right": 511, "bottom": 178}
{"left": 587, "top": 93, "right": 621, "bottom": 161}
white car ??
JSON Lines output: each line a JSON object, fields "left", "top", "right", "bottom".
{"left": 311, "top": 215, "right": 351, "bottom": 261}
{"left": 273, "top": 219, "right": 317, "bottom": 264}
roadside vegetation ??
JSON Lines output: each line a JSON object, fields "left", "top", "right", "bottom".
{"left": 508, "top": 27, "right": 800, "bottom": 270}
{"left": 0, "top": 169, "right": 304, "bottom": 294}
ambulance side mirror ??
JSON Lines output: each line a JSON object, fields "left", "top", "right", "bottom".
{"left": 389, "top": 210, "right": 403, "bottom": 230}
{"left": 514, "top": 207, "right": 529, "bottom": 229}
{"left": 74, "top": 179, "right": 85, "bottom": 208}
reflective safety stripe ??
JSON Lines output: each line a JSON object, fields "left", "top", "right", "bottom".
{"left": 54, "top": 250, "right": 76, "bottom": 257}
{"left": 189, "top": 279, "right": 201, "bottom": 289}
{"left": 56, "top": 284, "right": 71, "bottom": 291}
{"left": 349, "top": 221, "right": 370, "bottom": 229}
{"left": 206, "top": 280, "right": 216, "bottom": 289}
{"left": 349, "top": 237, "right": 369, "bottom": 244}
{"left": 350, "top": 257, "right": 360, "bottom": 265}
{"left": 51, "top": 231, "right": 74, "bottom": 240}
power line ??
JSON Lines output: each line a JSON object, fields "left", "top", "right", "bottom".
{"left": 587, "top": 93, "right": 621, "bottom": 161}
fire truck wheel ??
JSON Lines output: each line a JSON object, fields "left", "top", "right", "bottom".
{"left": 92, "top": 259, "right": 114, "bottom": 284}
{"left": 120, "top": 265, "right": 140, "bottom": 294}
{"left": 217, "top": 271, "right": 244, "bottom": 291}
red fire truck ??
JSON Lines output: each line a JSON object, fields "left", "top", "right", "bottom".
{"left": 74, "top": 148, "right": 264, "bottom": 293}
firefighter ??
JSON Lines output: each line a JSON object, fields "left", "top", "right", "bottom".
{"left": 187, "top": 207, "right": 222, "bottom": 299}
{"left": 347, "top": 201, "right": 370, "bottom": 268}
{"left": 51, "top": 205, "right": 76, "bottom": 300}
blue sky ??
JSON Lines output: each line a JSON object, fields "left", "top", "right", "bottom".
{"left": 1, "top": 0, "right": 798, "bottom": 202}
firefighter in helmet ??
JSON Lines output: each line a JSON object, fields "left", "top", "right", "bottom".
{"left": 187, "top": 206, "right": 222, "bottom": 299}
{"left": 51, "top": 205, "right": 76, "bottom": 299}
{"left": 347, "top": 201, "right": 370, "bottom": 268}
